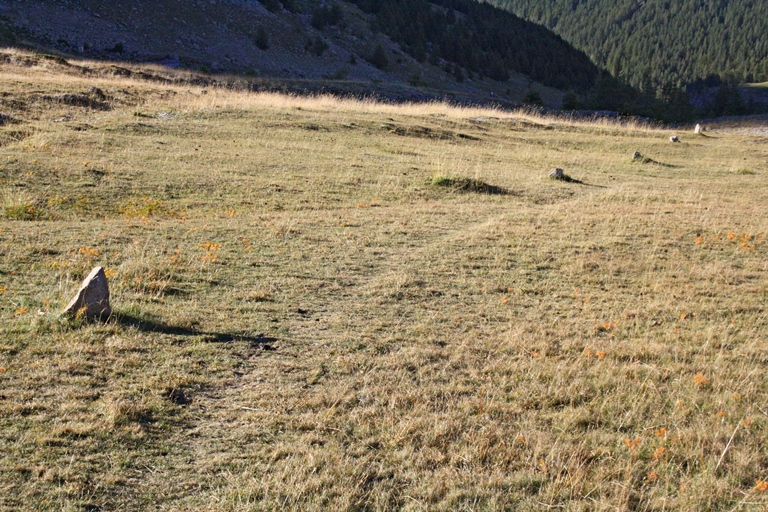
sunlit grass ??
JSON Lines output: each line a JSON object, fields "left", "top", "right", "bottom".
{"left": 1, "top": 48, "right": 767, "bottom": 511}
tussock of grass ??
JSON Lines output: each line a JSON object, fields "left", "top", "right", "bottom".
{"left": 2, "top": 189, "right": 44, "bottom": 220}
{"left": 431, "top": 175, "right": 510, "bottom": 195}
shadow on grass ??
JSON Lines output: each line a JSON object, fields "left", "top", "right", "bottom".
{"left": 642, "top": 157, "right": 680, "bottom": 168}
{"left": 550, "top": 174, "right": 606, "bottom": 188}
{"left": 632, "top": 151, "right": 681, "bottom": 168}
{"left": 114, "top": 313, "right": 277, "bottom": 349}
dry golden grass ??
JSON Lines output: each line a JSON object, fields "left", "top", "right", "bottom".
{"left": 1, "top": 50, "right": 768, "bottom": 511}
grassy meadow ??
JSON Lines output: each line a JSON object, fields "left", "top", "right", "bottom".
{"left": 1, "top": 50, "right": 768, "bottom": 510}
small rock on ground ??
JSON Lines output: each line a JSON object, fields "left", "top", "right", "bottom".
{"left": 549, "top": 168, "right": 565, "bottom": 179}
{"left": 63, "top": 266, "right": 111, "bottom": 320}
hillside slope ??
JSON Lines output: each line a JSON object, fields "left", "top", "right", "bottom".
{"left": 0, "top": 0, "right": 601, "bottom": 107}
{"left": 483, "top": 0, "right": 768, "bottom": 89}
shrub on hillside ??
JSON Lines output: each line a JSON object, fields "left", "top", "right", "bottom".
{"left": 280, "top": 0, "right": 300, "bottom": 13}
{"left": 255, "top": 26, "right": 269, "bottom": 50}
{"left": 305, "top": 36, "right": 329, "bottom": 57}
{"left": 523, "top": 90, "right": 543, "bottom": 106}
{"left": 561, "top": 90, "right": 581, "bottom": 110}
{"left": 312, "top": 4, "right": 344, "bottom": 30}
{"left": 367, "top": 44, "right": 389, "bottom": 70}
{"left": 259, "top": 0, "right": 281, "bottom": 13}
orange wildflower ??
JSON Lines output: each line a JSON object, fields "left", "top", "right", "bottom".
{"left": 693, "top": 373, "right": 710, "bottom": 386}
{"left": 624, "top": 437, "right": 641, "bottom": 452}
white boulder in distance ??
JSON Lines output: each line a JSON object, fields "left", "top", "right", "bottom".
{"left": 63, "top": 266, "right": 111, "bottom": 320}
{"left": 549, "top": 168, "right": 565, "bottom": 179}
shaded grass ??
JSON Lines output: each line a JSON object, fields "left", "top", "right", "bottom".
{"left": 114, "top": 311, "right": 277, "bottom": 348}
{"left": 633, "top": 155, "right": 680, "bottom": 168}
{"left": 548, "top": 172, "right": 584, "bottom": 184}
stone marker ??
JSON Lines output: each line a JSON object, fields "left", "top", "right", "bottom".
{"left": 549, "top": 168, "right": 565, "bottom": 179}
{"left": 670, "top": 135, "right": 680, "bottom": 143}
{"left": 63, "top": 266, "right": 111, "bottom": 320}
{"left": 632, "top": 151, "right": 643, "bottom": 161}
{"left": 694, "top": 124, "right": 702, "bottom": 134}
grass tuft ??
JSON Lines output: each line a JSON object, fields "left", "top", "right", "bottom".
{"left": 431, "top": 175, "right": 510, "bottom": 194}
{"left": 2, "top": 189, "right": 44, "bottom": 220}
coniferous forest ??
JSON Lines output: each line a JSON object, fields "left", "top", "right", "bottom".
{"left": 482, "top": 0, "right": 768, "bottom": 90}
{"left": 348, "top": 0, "right": 599, "bottom": 91}
{"left": 348, "top": 0, "right": 768, "bottom": 121}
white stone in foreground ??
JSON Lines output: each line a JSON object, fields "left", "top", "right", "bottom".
{"left": 63, "top": 266, "right": 111, "bottom": 320}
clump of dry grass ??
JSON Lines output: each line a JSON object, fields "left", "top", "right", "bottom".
{"left": 1, "top": 50, "right": 767, "bottom": 511}
{"left": 1, "top": 188, "right": 44, "bottom": 220}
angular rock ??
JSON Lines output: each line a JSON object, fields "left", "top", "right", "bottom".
{"left": 670, "top": 135, "right": 680, "bottom": 143}
{"left": 549, "top": 168, "right": 565, "bottom": 179}
{"left": 63, "top": 266, "right": 111, "bottom": 320}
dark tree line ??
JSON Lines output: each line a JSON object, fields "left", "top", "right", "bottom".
{"left": 483, "top": 0, "right": 768, "bottom": 89}
{"left": 347, "top": 0, "right": 600, "bottom": 91}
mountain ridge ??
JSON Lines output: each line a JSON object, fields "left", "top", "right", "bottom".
{"left": 0, "top": 0, "right": 601, "bottom": 108}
